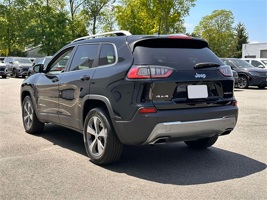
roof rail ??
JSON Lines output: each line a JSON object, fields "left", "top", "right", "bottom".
{"left": 72, "top": 30, "right": 132, "bottom": 42}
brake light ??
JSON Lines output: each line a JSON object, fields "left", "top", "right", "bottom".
{"left": 168, "top": 35, "right": 191, "bottom": 39}
{"left": 127, "top": 65, "right": 173, "bottom": 79}
{"left": 139, "top": 107, "right": 157, "bottom": 113}
{"left": 219, "top": 65, "right": 233, "bottom": 77}
{"left": 233, "top": 101, "right": 237, "bottom": 106}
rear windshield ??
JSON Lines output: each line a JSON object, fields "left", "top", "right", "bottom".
{"left": 133, "top": 46, "right": 223, "bottom": 70}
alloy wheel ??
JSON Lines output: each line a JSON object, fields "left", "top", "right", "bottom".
{"left": 23, "top": 100, "right": 33, "bottom": 129}
{"left": 238, "top": 76, "right": 248, "bottom": 89}
{"left": 86, "top": 116, "right": 107, "bottom": 157}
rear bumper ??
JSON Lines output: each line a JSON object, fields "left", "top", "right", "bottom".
{"left": 0, "top": 71, "right": 7, "bottom": 76}
{"left": 144, "top": 117, "right": 236, "bottom": 144}
{"left": 0, "top": 68, "right": 7, "bottom": 76}
{"left": 115, "top": 105, "right": 238, "bottom": 145}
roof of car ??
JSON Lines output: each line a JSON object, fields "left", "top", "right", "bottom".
{"left": 71, "top": 30, "right": 207, "bottom": 46}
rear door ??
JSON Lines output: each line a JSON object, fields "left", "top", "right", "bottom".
{"left": 58, "top": 44, "right": 99, "bottom": 130}
{"left": 132, "top": 38, "right": 234, "bottom": 110}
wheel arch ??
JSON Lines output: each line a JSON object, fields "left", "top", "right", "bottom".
{"left": 21, "top": 90, "right": 31, "bottom": 105}
{"left": 81, "top": 95, "right": 118, "bottom": 133}
{"left": 21, "top": 88, "right": 39, "bottom": 117}
{"left": 238, "top": 72, "right": 249, "bottom": 79}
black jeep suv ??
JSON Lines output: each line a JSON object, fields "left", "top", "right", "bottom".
{"left": 221, "top": 58, "right": 267, "bottom": 89}
{"left": 20, "top": 31, "right": 238, "bottom": 165}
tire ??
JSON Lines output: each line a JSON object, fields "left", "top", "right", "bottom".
{"left": 12, "top": 68, "right": 18, "bottom": 78}
{"left": 83, "top": 107, "right": 123, "bottom": 165}
{"left": 2, "top": 75, "right": 6, "bottom": 78}
{"left": 184, "top": 135, "right": 218, "bottom": 149}
{"left": 237, "top": 75, "right": 249, "bottom": 89}
{"left": 258, "top": 85, "right": 266, "bottom": 89}
{"left": 22, "top": 96, "right": 44, "bottom": 134}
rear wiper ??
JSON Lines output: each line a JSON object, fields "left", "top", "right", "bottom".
{"left": 194, "top": 62, "right": 221, "bottom": 69}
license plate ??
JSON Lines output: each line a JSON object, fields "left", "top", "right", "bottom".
{"left": 187, "top": 85, "right": 208, "bottom": 99}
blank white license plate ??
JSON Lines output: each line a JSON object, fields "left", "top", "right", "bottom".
{"left": 187, "top": 85, "right": 208, "bottom": 99}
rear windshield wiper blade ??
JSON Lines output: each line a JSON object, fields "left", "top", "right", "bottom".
{"left": 194, "top": 62, "right": 221, "bottom": 69}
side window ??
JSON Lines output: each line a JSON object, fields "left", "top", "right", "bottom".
{"left": 69, "top": 44, "right": 98, "bottom": 71}
{"left": 251, "top": 60, "right": 261, "bottom": 67}
{"left": 99, "top": 44, "right": 116, "bottom": 66}
{"left": 223, "top": 60, "right": 235, "bottom": 68}
{"left": 49, "top": 49, "right": 73, "bottom": 73}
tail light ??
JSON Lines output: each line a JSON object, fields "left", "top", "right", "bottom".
{"left": 127, "top": 65, "right": 173, "bottom": 79}
{"left": 219, "top": 65, "right": 233, "bottom": 77}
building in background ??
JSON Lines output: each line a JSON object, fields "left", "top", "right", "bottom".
{"left": 25, "top": 45, "right": 46, "bottom": 58}
{"left": 242, "top": 43, "right": 267, "bottom": 58}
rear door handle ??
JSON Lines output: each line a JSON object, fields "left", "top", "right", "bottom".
{"left": 80, "top": 75, "right": 90, "bottom": 81}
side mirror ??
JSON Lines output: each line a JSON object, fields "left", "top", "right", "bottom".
{"left": 258, "top": 65, "right": 264, "bottom": 68}
{"left": 33, "top": 64, "right": 44, "bottom": 73}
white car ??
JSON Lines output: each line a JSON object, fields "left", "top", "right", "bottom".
{"left": 242, "top": 58, "right": 267, "bottom": 68}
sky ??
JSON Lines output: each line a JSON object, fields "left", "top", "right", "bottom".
{"left": 184, "top": 0, "right": 267, "bottom": 43}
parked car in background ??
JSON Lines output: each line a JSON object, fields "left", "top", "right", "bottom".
{"left": 232, "top": 69, "right": 239, "bottom": 87}
{"left": 21, "top": 31, "right": 238, "bottom": 165}
{"left": 221, "top": 58, "right": 267, "bottom": 89}
{"left": 0, "top": 57, "right": 7, "bottom": 78}
{"left": 242, "top": 58, "right": 267, "bottom": 68}
{"left": 28, "top": 56, "right": 52, "bottom": 76}
{"left": 4, "top": 57, "right": 33, "bottom": 78}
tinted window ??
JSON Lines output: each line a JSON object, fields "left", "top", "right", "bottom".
{"left": 251, "top": 60, "right": 261, "bottom": 67}
{"left": 222, "top": 59, "right": 253, "bottom": 68}
{"left": 133, "top": 47, "right": 222, "bottom": 70}
{"left": 34, "top": 58, "right": 44, "bottom": 65}
{"left": 49, "top": 49, "right": 73, "bottom": 73}
{"left": 98, "top": 44, "right": 116, "bottom": 66}
{"left": 14, "top": 58, "right": 32, "bottom": 64}
{"left": 69, "top": 44, "right": 98, "bottom": 71}
{"left": 221, "top": 59, "right": 235, "bottom": 68}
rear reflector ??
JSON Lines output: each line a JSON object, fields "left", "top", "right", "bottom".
{"left": 139, "top": 107, "right": 157, "bottom": 113}
{"left": 233, "top": 101, "right": 237, "bottom": 106}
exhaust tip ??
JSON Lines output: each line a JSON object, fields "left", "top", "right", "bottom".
{"left": 149, "top": 137, "right": 169, "bottom": 144}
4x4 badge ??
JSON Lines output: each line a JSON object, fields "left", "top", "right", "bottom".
{"left": 195, "top": 73, "right": 206, "bottom": 78}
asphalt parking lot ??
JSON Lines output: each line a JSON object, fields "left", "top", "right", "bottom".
{"left": 0, "top": 77, "right": 266, "bottom": 200}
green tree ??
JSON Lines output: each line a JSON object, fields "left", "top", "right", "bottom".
{"left": 66, "top": 0, "right": 88, "bottom": 39}
{"left": 25, "top": 1, "right": 71, "bottom": 55}
{"left": 233, "top": 22, "right": 249, "bottom": 58}
{"left": 193, "top": 9, "right": 235, "bottom": 57}
{"left": 83, "top": 0, "right": 115, "bottom": 34}
{"left": 0, "top": 0, "right": 29, "bottom": 55}
{"left": 97, "top": 3, "right": 116, "bottom": 32}
{"left": 116, "top": 0, "right": 196, "bottom": 34}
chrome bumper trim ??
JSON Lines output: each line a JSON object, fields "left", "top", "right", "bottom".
{"left": 144, "top": 117, "right": 236, "bottom": 144}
